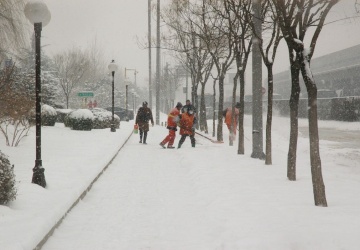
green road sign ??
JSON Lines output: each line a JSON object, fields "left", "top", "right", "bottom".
{"left": 78, "top": 92, "right": 94, "bottom": 97}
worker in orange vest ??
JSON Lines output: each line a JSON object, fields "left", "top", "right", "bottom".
{"left": 177, "top": 106, "right": 196, "bottom": 148}
{"left": 223, "top": 102, "right": 240, "bottom": 141}
{"left": 159, "top": 102, "right": 183, "bottom": 149}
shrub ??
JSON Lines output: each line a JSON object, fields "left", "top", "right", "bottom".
{"left": 56, "top": 109, "right": 73, "bottom": 123}
{"left": 41, "top": 104, "right": 57, "bottom": 126}
{"left": 63, "top": 111, "right": 74, "bottom": 128}
{"left": 114, "top": 114, "right": 120, "bottom": 128}
{"left": 0, "top": 116, "right": 31, "bottom": 147}
{"left": 0, "top": 151, "right": 17, "bottom": 205}
{"left": 91, "top": 108, "right": 120, "bottom": 129}
{"left": 68, "top": 109, "right": 94, "bottom": 131}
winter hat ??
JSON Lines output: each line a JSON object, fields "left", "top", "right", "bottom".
{"left": 176, "top": 102, "right": 183, "bottom": 108}
{"left": 142, "top": 101, "right": 148, "bottom": 106}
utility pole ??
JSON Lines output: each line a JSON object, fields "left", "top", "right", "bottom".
{"left": 156, "top": 0, "right": 160, "bottom": 125}
{"left": 186, "top": 66, "right": 188, "bottom": 101}
{"left": 165, "top": 62, "right": 170, "bottom": 111}
{"left": 148, "top": 0, "right": 152, "bottom": 109}
{"left": 251, "top": 0, "right": 265, "bottom": 160}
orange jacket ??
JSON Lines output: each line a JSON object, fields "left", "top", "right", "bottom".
{"left": 167, "top": 107, "right": 180, "bottom": 128}
{"left": 224, "top": 107, "right": 239, "bottom": 127}
{"left": 179, "top": 112, "right": 195, "bottom": 135}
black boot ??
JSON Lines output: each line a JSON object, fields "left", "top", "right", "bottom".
{"left": 191, "top": 135, "right": 196, "bottom": 147}
{"left": 143, "top": 132, "right": 148, "bottom": 144}
{"left": 178, "top": 135, "right": 186, "bottom": 149}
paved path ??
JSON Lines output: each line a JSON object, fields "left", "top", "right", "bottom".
{"left": 42, "top": 128, "right": 218, "bottom": 250}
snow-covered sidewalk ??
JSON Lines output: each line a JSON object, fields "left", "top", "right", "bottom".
{"left": 0, "top": 122, "right": 133, "bottom": 250}
{"left": 1, "top": 115, "right": 360, "bottom": 250}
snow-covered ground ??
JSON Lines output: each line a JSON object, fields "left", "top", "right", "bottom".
{"left": 0, "top": 113, "right": 359, "bottom": 250}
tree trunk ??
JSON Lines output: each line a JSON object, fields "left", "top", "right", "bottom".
{"left": 217, "top": 74, "right": 225, "bottom": 142}
{"left": 212, "top": 78, "right": 217, "bottom": 138}
{"left": 66, "top": 94, "right": 69, "bottom": 109}
{"left": 300, "top": 58, "right": 328, "bottom": 207}
{"left": 287, "top": 62, "right": 300, "bottom": 181}
{"left": 238, "top": 70, "right": 245, "bottom": 154}
{"left": 229, "top": 73, "right": 239, "bottom": 146}
{"left": 265, "top": 64, "right": 273, "bottom": 165}
{"left": 199, "top": 83, "right": 208, "bottom": 133}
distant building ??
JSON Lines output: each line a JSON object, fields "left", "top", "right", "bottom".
{"left": 272, "top": 44, "right": 360, "bottom": 98}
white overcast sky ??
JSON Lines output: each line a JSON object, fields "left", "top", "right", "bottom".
{"left": 41, "top": 0, "right": 360, "bottom": 88}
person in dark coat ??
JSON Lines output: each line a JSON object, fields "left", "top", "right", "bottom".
{"left": 135, "top": 101, "right": 154, "bottom": 144}
{"left": 181, "top": 99, "right": 196, "bottom": 114}
{"left": 177, "top": 106, "right": 196, "bottom": 148}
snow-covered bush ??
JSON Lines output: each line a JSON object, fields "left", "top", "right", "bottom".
{"left": 41, "top": 104, "right": 57, "bottom": 126}
{"left": 68, "top": 109, "right": 94, "bottom": 131}
{"left": 91, "top": 108, "right": 120, "bottom": 129}
{"left": 0, "top": 151, "right": 17, "bottom": 205}
{"left": 63, "top": 110, "right": 74, "bottom": 128}
{"left": 56, "top": 109, "right": 73, "bottom": 123}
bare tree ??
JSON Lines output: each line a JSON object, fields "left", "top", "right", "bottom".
{"left": 250, "top": 0, "right": 282, "bottom": 164}
{"left": 162, "top": 0, "right": 214, "bottom": 132}
{"left": 84, "top": 37, "right": 106, "bottom": 87}
{"left": 199, "top": 0, "right": 235, "bottom": 142}
{"left": 0, "top": 0, "right": 28, "bottom": 60}
{"left": 53, "top": 47, "right": 90, "bottom": 108}
{"left": 0, "top": 65, "right": 33, "bottom": 147}
{"left": 272, "top": 0, "right": 339, "bottom": 207}
{"left": 218, "top": 0, "right": 253, "bottom": 149}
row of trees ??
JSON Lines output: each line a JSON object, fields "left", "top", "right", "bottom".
{"left": 159, "top": 0, "right": 348, "bottom": 207}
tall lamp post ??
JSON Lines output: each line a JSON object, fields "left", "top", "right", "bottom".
{"left": 125, "top": 68, "right": 138, "bottom": 120}
{"left": 108, "top": 60, "right": 118, "bottom": 132}
{"left": 125, "top": 67, "right": 138, "bottom": 86}
{"left": 24, "top": 0, "right": 51, "bottom": 188}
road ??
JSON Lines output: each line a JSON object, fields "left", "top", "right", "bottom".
{"left": 298, "top": 127, "right": 360, "bottom": 149}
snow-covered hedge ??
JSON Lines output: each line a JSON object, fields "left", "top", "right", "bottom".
{"left": 0, "top": 151, "right": 17, "bottom": 205}
{"left": 41, "top": 104, "right": 57, "bottom": 126}
{"left": 91, "top": 108, "right": 120, "bottom": 129}
{"left": 56, "top": 109, "right": 73, "bottom": 123}
{"left": 68, "top": 109, "right": 94, "bottom": 131}
{"left": 29, "top": 104, "right": 57, "bottom": 126}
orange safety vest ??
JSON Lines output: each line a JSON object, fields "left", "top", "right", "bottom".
{"left": 167, "top": 107, "right": 180, "bottom": 128}
{"left": 179, "top": 113, "right": 195, "bottom": 135}
{"left": 225, "top": 107, "right": 239, "bottom": 127}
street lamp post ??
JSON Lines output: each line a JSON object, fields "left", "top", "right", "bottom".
{"left": 125, "top": 84, "right": 129, "bottom": 119}
{"left": 125, "top": 67, "right": 138, "bottom": 86}
{"left": 125, "top": 68, "right": 138, "bottom": 121}
{"left": 24, "top": 0, "right": 51, "bottom": 188}
{"left": 108, "top": 60, "right": 118, "bottom": 132}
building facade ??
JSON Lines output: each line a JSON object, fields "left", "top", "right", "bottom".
{"left": 273, "top": 44, "right": 360, "bottom": 98}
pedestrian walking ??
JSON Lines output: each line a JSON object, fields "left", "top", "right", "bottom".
{"left": 88, "top": 100, "right": 93, "bottom": 109}
{"left": 135, "top": 101, "right": 154, "bottom": 144}
{"left": 223, "top": 102, "right": 240, "bottom": 141}
{"left": 160, "top": 102, "right": 183, "bottom": 149}
{"left": 177, "top": 106, "right": 196, "bottom": 148}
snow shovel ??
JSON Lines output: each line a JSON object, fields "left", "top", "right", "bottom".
{"left": 194, "top": 131, "right": 223, "bottom": 144}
